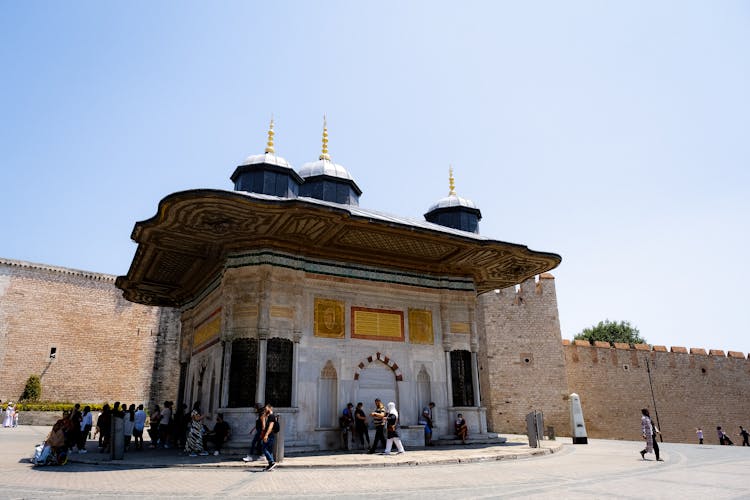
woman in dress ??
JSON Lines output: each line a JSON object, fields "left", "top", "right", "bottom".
{"left": 639, "top": 408, "right": 662, "bottom": 460}
{"left": 184, "top": 402, "right": 208, "bottom": 456}
{"left": 383, "top": 401, "right": 405, "bottom": 455}
{"left": 3, "top": 402, "right": 14, "bottom": 428}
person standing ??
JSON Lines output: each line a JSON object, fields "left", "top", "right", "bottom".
{"left": 98, "top": 404, "right": 111, "bottom": 452}
{"left": 123, "top": 404, "right": 136, "bottom": 450}
{"left": 261, "top": 404, "right": 278, "bottom": 471}
{"left": 383, "top": 401, "right": 405, "bottom": 455}
{"left": 149, "top": 404, "right": 161, "bottom": 447}
{"left": 69, "top": 404, "right": 82, "bottom": 452}
{"left": 160, "top": 401, "right": 173, "bottom": 448}
{"left": 696, "top": 428, "right": 704, "bottom": 445}
{"left": 78, "top": 406, "right": 92, "bottom": 453}
{"left": 419, "top": 407, "right": 433, "bottom": 446}
{"left": 184, "top": 403, "right": 209, "bottom": 457}
{"left": 354, "top": 402, "right": 370, "bottom": 450}
{"left": 340, "top": 403, "right": 354, "bottom": 450}
{"left": 367, "top": 399, "right": 387, "bottom": 454}
{"left": 133, "top": 404, "right": 147, "bottom": 450}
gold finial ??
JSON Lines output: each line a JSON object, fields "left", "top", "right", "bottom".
{"left": 449, "top": 165, "right": 456, "bottom": 195}
{"left": 319, "top": 114, "right": 331, "bottom": 161}
{"left": 264, "top": 117, "right": 275, "bottom": 154}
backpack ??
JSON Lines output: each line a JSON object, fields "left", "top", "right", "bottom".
{"left": 268, "top": 414, "right": 280, "bottom": 434}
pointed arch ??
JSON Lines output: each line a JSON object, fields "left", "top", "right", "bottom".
{"left": 318, "top": 360, "right": 338, "bottom": 428}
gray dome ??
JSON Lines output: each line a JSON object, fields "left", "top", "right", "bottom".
{"left": 298, "top": 159, "right": 354, "bottom": 181}
{"left": 427, "top": 194, "right": 478, "bottom": 212}
{"left": 240, "top": 152, "right": 293, "bottom": 170}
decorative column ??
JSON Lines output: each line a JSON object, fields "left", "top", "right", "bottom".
{"left": 292, "top": 331, "right": 302, "bottom": 407}
{"left": 256, "top": 270, "right": 271, "bottom": 403}
{"left": 440, "top": 300, "right": 453, "bottom": 408}
{"left": 221, "top": 341, "right": 232, "bottom": 408}
{"left": 469, "top": 304, "right": 481, "bottom": 407}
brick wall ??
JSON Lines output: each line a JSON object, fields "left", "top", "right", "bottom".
{"left": 564, "top": 342, "right": 750, "bottom": 444}
{"left": 477, "top": 274, "right": 570, "bottom": 435}
{"left": 0, "top": 258, "right": 180, "bottom": 407}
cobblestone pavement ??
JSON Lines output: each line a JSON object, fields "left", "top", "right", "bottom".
{"left": 2, "top": 426, "right": 749, "bottom": 499}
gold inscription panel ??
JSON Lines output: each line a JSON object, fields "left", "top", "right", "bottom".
{"left": 193, "top": 307, "right": 222, "bottom": 353}
{"left": 314, "top": 298, "right": 345, "bottom": 338}
{"left": 408, "top": 309, "right": 434, "bottom": 345}
{"left": 451, "top": 322, "right": 470, "bottom": 334}
{"left": 352, "top": 307, "right": 404, "bottom": 342}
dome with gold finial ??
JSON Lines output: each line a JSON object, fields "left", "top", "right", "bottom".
{"left": 298, "top": 117, "right": 362, "bottom": 205}
{"left": 231, "top": 118, "right": 303, "bottom": 197}
{"left": 425, "top": 166, "right": 482, "bottom": 233}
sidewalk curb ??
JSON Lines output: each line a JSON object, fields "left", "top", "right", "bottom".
{"left": 64, "top": 443, "right": 562, "bottom": 470}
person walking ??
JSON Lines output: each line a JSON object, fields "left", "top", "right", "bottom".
{"left": 367, "top": 399, "right": 387, "bottom": 454}
{"left": 640, "top": 409, "right": 662, "bottom": 461}
{"left": 261, "top": 404, "right": 279, "bottom": 471}
{"left": 740, "top": 426, "right": 749, "bottom": 446}
{"left": 243, "top": 404, "right": 264, "bottom": 462}
{"left": 383, "top": 401, "right": 405, "bottom": 455}
{"left": 696, "top": 427, "right": 704, "bottom": 445}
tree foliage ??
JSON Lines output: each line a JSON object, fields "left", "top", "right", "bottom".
{"left": 20, "top": 374, "right": 42, "bottom": 402}
{"left": 574, "top": 320, "right": 646, "bottom": 345}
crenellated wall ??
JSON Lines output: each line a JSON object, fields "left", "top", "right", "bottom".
{"left": 564, "top": 341, "right": 750, "bottom": 444}
{"left": 477, "top": 274, "right": 570, "bottom": 435}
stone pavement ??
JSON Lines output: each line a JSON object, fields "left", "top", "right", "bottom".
{"left": 62, "top": 430, "right": 562, "bottom": 469}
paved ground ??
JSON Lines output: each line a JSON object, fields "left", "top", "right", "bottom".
{"left": 1, "top": 426, "right": 749, "bottom": 499}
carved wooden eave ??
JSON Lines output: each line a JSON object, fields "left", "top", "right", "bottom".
{"left": 115, "top": 189, "right": 561, "bottom": 307}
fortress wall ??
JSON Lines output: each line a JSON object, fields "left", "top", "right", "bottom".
{"left": 0, "top": 258, "right": 180, "bottom": 406}
{"left": 477, "top": 274, "right": 570, "bottom": 434}
{"left": 564, "top": 342, "right": 750, "bottom": 444}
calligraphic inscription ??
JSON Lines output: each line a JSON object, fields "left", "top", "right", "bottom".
{"left": 408, "top": 309, "right": 434, "bottom": 345}
{"left": 451, "top": 322, "right": 470, "bottom": 334}
{"left": 270, "top": 305, "right": 294, "bottom": 319}
{"left": 193, "top": 307, "right": 222, "bottom": 353}
{"left": 314, "top": 298, "right": 345, "bottom": 338}
{"left": 352, "top": 307, "right": 404, "bottom": 342}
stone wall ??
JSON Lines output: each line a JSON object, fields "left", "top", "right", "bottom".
{"left": 0, "top": 258, "right": 181, "bottom": 408}
{"left": 477, "top": 274, "right": 570, "bottom": 435}
{"left": 564, "top": 342, "right": 750, "bottom": 444}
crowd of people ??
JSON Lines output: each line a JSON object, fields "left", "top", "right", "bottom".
{"left": 30, "top": 397, "right": 477, "bottom": 470}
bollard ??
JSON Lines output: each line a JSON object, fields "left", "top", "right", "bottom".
{"left": 526, "top": 411, "right": 544, "bottom": 448}
{"left": 272, "top": 415, "right": 284, "bottom": 463}
{"left": 111, "top": 415, "right": 125, "bottom": 460}
{"left": 547, "top": 425, "right": 556, "bottom": 441}
{"left": 569, "top": 393, "right": 588, "bottom": 444}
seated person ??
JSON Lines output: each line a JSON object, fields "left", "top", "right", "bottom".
{"left": 204, "top": 413, "right": 231, "bottom": 455}
{"left": 37, "top": 420, "right": 66, "bottom": 463}
{"left": 455, "top": 413, "right": 468, "bottom": 444}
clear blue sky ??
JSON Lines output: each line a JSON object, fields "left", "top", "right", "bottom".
{"left": 2, "top": 1, "right": 748, "bottom": 352}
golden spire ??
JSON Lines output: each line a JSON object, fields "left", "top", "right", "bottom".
{"left": 264, "top": 116, "right": 275, "bottom": 154}
{"left": 449, "top": 165, "right": 456, "bottom": 195}
{"left": 319, "top": 115, "right": 331, "bottom": 161}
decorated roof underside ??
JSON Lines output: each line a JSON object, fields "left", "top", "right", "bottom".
{"left": 115, "top": 189, "right": 561, "bottom": 306}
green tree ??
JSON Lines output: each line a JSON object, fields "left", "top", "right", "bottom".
{"left": 20, "top": 374, "right": 42, "bottom": 401}
{"left": 574, "top": 320, "right": 646, "bottom": 345}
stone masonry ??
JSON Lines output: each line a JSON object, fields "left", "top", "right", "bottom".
{"left": 477, "top": 274, "right": 570, "bottom": 435}
{"left": 0, "top": 258, "right": 181, "bottom": 407}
